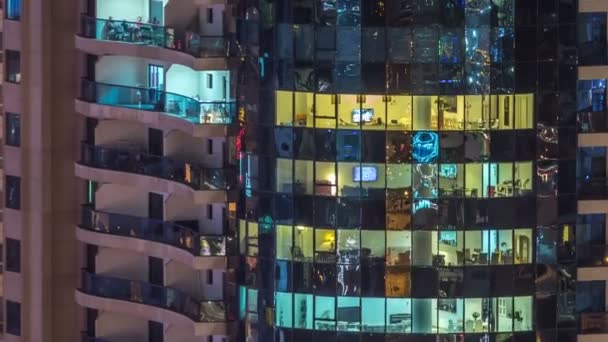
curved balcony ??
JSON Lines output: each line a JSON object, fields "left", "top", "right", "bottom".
{"left": 75, "top": 143, "right": 233, "bottom": 203}
{"left": 81, "top": 333, "right": 111, "bottom": 342}
{"left": 76, "top": 270, "right": 233, "bottom": 335}
{"left": 76, "top": 15, "right": 236, "bottom": 70}
{"left": 76, "top": 79, "right": 236, "bottom": 138}
{"left": 77, "top": 204, "right": 235, "bottom": 269}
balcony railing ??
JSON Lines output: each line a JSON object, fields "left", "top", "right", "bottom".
{"left": 578, "top": 178, "right": 608, "bottom": 200}
{"left": 79, "top": 15, "right": 237, "bottom": 58}
{"left": 577, "top": 244, "right": 608, "bottom": 267}
{"left": 79, "top": 142, "right": 234, "bottom": 191}
{"left": 578, "top": 112, "right": 608, "bottom": 133}
{"left": 80, "top": 79, "right": 236, "bottom": 125}
{"left": 80, "top": 204, "right": 235, "bottom": 257}
{"left": 80, "top": 270, "right": 230, "bottom": 323}
{"left": 81, "top": 333, "right": 111, "bottom": 342}
{"left": 580, "top": 312, "right": 608, "bottom": 334}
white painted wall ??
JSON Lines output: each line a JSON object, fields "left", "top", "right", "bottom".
{"left": 97, "top": 0, "right": 149, "bottom": 22}
{"left": 94, "top": 120, "right": 148, "bottom": 148}
{"left": 96, "top": 56, "right": 169, "bottom": 87}
{"left": 165, "top": 260, "right": 223, "bottom": 300}
{"left": 198, "top": 4, "right": 225, "bottom": 36}
{"left": 198, "top": 70, "right": 230, "bottom": 102}
{"left": 166, "top": 64, "right": 230, "bottom": 101}
{"left": 96, "top": 247, "right": 149, "bottom": 281}
{"left": 164, "top": 131, "right": 224, "bottom": 167}
{"left": 95, "top": 183, "right": 149, "bottom": 217}
{"left": 96, "top": 311, "right": 149, "bottom": 342}
{"left": 164, "top": 193, "right": 225, "bottom": 235}
{"left": 96, "top": 56, "right": 148, "bottom": 87}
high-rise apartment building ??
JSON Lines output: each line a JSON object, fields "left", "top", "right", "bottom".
{"left": 3, "top": 0, "right": 238, "bottom": 341}
{"left": 236, "top": 1, "right": 582, "bottom": 342}
{"left": 576, "top": 2, "right": 608, "bottom": 342}
{"left": 6, "top": 1, "right": 608, "bottom": 342}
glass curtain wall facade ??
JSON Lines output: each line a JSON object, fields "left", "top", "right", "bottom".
{"left": 236, "top": 1, "right": 578, "bottom": 341}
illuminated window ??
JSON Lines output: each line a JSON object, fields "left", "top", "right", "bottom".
{"left": 275, "top": 292, "right": 293, "bottom": 328}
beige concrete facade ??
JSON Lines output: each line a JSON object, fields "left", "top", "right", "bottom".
{"left": 3, "top": 0, "right": 82, "bottom": 341}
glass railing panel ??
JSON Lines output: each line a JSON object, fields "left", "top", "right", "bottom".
{"left": 81, "top": 333, "right": 112, "bottom": 342}
{"left": 80, "top": 205, "right": 232, "bottom": 257}
{"left": 577, "top": 244, "right": 608, "bottom": 267}
{"left": 81, "top": 270, "right": 229, "bottom": 322}
{"left": 80, "top": 15, "right": 236, "bottom": 58}
{"left": 578, "top": 178, "right": 608, "bottom": 199}
{"left": 200, "top": 102, "right": 236, "bottom": 124}
{"left": 184, "top": 33, "right": 235, "bottom": 58}
{"left": 80, "top": 142, "right": 234, "bottom": 191}
{"left": 80, "top": 79, "right": 236, "bottom": 125}
{"left": 580, "top": 312, "right": 608, "bottom": 334}
{"left": 80, "top": 15, "right": 169, "bottom": 48}
{"left": 578, "top": 112, "right": 608, "bottom": 133}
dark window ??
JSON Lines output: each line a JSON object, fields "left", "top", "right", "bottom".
{"left": 5, "top": 112, "right": 20, "bottom": 146}
{"left": 207, "top": 8, "right": 213, "bottom": 24}
{"left": 207, "top": 74, "right": 213, "bottom": 88}
{"left": 149, "top": 321, "right": 164, "bottom": 342}
{"left": 6, "top": 238, "right": 20, "bottom": 273}
{"left": 6, "top": 175, "right": 21, "bottom": 210}
{"left": 207, "top": 139, "right": 213, "bottom": 154}
{"left": 207, "top": 204, "right": 213, "bottom": 219}
{"left": 6, "top": 300, "right": 21, "bottom": 336}
{"left": 207, "top": 269, "right": 213, "bottom": 285}
{"left": 6, "top": 50, "right": 21, "bottom": 83}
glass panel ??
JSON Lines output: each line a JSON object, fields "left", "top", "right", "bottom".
{"left": 362, "top": 298, "right": 385, "bottom": 332}
{"left": 315, "top": 296, "right": 336, "bottom": 331}
{"left": 276, "top": 225, "right": 293, "bottom": 260}
{"left": 294, "top": 226, "right": 314, "bottom": 262}
{"left": 294, "top": 293, "right": 313, "bottom": 329}
{"left": 386, "top": 298, "right": 411, "bottom": 333}
{"left": 275, "top": 292, "right": 293, "bottom": 328}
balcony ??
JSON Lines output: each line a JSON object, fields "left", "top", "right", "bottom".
{"left": 75, "top": 143, "right": 234, "bottom": 203}
{"left": 578, "top": 244, "right": 608, "bottom": 267}
{"left": 81, "top": 333, "right": 111, "bottom": 342}
{"left": 579, "top": 112, "right": 608, "bottom": 133}
{"left": 580, "top": 312, "right": 608, "bottom": 334}
{"left": 579, "top": 178, "right": 608, "bottom": 200}
{"left": 76, "top": 15, "right": 237, "bottom": 70}
{"left": 77, "top": 204, "right": 235, "bottom": 269}
{"left": 76, "top": 270, "right": 233, "bottom": 335}
{"left": 76, "top": 79, "right": 236, "bottom": 137}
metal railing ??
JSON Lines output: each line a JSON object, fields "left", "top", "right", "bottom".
{"left": 580, "top": 312, "right": 608, "bottom": 334}
{"left": 578, "top": 178, "right": 608, "bottom": 199}
{"left": 79, "top": 142, "right": 234, "bottom": 191}
{"left": 80, "top": 79, "right": 236, "bottom": 125}
{"left": 80, "top": 15, "right": 237, "bottom": 58}
{"left": 80, "top": 270, "right": 230, "bottom": 322}
{"left": 80, "top": 204, "right": 235, "bottom": 257}
{"left": 577, "top": 244, "right": 608, "bottom": 267}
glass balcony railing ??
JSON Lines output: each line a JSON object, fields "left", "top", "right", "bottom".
{"left": 578, "top": 112, "right": 608, "bottom": 133}
{"left": 79, "top": 142, "right": 234, "bottom": 191}
{"left": 578, "top": 178, "right": 608, "bottom": 199}
{"left": 577, "top": 244, "right": 608, "bottom": 267}
{"left": 80, "top": 79, "right": 236, "bottom": 125}
{"left": 79, "top": 15, "right": 237, "bottom": 58}
{"left": 81, "top": 333, "right": 111, "bottom": 342}
{"left": 80, "top": 270, "right": 230, "bottom": 323}
{"left": 80, "top": 204, "right": 235, "bottom": 257}
{"left": 580, "top": 312, "right": 608, "bottom": 334}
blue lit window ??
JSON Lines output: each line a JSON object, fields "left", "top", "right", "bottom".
{"left": 412, "top": 132, "right": 439, "bottom": 163}
{"left": 7, "top": 0, "right": 21, "bottom": 20}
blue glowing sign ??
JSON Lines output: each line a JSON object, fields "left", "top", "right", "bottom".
{"left": 412, "top": 132, "right": 439, "bottom": 163}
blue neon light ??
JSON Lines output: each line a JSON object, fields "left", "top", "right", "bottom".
{"left": 412, "top": 132, "right": 439, "bottom": 163}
